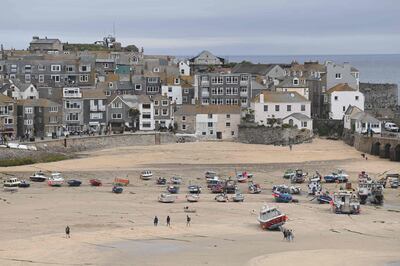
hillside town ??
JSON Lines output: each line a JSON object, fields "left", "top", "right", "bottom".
{"left": 0, "top": 36, "right": 398, "bottom": 143}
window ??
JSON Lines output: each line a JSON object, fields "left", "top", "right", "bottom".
{"left": 4, "top": 118, "right": 13, "bottom": 125}
{"left": 148, "top": 77, "right": 158, "bottom": 83}
{"left": 11, "top": 64, "right": 17, "bottom": 73}
{"left": 202, "top": 99, "right": 209, "bottom": 104}
{"left": 135, "top": 84, "right": 142, "bottom": 90}
{"left": 181, "top": 69, "right": 185, "bottom": 75}
{"left": 226, "top": 87, "right": 238, "bottom": 95}
{"left": 183, "top": 89, "right": 189, "bottom": 94}
{"left": 25, "top": 74, "right": 31, "bottom": 82}
{"left": 49, "top": 116, "right": 58, "bottom": 123}
{"left": 241, "top": 75, "right": 249, "bottom": 81}
{"left": 182, "top": 124, "right": 186, "bottom": 130}
{"left": 302, "top": 121, "right": 308, "bottom": 127}
{"left": 154, "top": 109, "right": 159, "bottom": 116}
{"left": 65, "top": 101, "right": 81, "bottom": 109}
{"left": 142, "top": 113, "right": 151, "bottom": 119}
{"left": 208, "top": 114, "right": 213, "bottom": 119}
{"left": 201, "top": 76, "right": 209, "bottom": 82}
{"left": 226, "top": 114, "right": 230, "bottom": 119}
{"left": 241, "top": 98, "right": 247, "bottom": 105}
{"left": 211, "top": 76, "right": 224, "bottom": 84}
{"left": 162, "top": 100, "right": 168, "bottom": 106}
{"left": 182, "top": 116, "right": 186, "bottom": 121}
{"left": 287, "top": 105, "right": 292, "bottom": 111}
{"left": 50, "top": 106, "right": 58, "bottom": 112}
{"left": 90, "top": 113, "right": 103, "bottom": 119}
{"left": 209, "top": 130, "right": 213, "bottom": 135}
{"left": 226, "top": 76, "right": 238, "bottom": 84}
{"left": 142, "top": 122, "right": 151, "bottom": 128}
{"left": 147, "top": 86, "right": 159, "bottom": 93}
{"left": 66, "top": 113, "right": 79, "bottom": 121}
{"left": 10, "top": 74, "right": 16, "bottom": 79}
{"left": 112, "top": 113, "right": 122, "bottom": 119}
{"left": 226, "top": 122, "right": 231, "bottom": 127}
{"left": 111, "top": 102, "right": 122, "bottom": 108}
{"left": 264, "top": 105, "right": 268, "bottom": 112}
{"left": 105, "top": 91, "right": 111, "bottom": 96}
{"left": 142, "top": 104, "right": 151, "bottom": 109}
{"left": 231, "top": 131, "right": 235, "bottom": 136}
{"left": 162, "top": 109, "right": 168, "bottom": 116}
{"left": 343, "top": 106, "right": 346, "bottom": 111}
{"left": 79, "top": 74, "right": 89, "bottom": 82}
{"left": 168, "top": 87, "right": 173, "bottom": 92}
{"left": 25, "top": 107, "right": 33, "bottom": 114}
{"left": 334, "top": 96, "right": 338, "bottom": 101}
{"left": 355, "top": 96, "right": 359, "bottom": 101}
{"left": 24, "top": 65, "right": 32, "bottom": 73}
{"left": 66, "top": 66, "right": 74, "bottom": 72}
{"left": 174, "top": 78, "right": 180, "bottom": 84}
{"left": 51, "top": 75, "right": 60, "bottom": 82}
{"left": 80, "top": 65, "right": 91, "bottom": 72}
{"left": 38, "top": 65, "right": 45, "bottom": 71}
{"left": 335, "top": 73, "right": 342, "bottom": 79}
{"left": 293, "top": 78, "right": 299, "bottom": 85}
{"left": 301, "top": 105, "right": 306, "bottom": 111}
{"left": 202, "top": 132, "right": 206, "bottom": 136}
{"left": 153, "top": 67, "right": 160, "bottom": 72}
{"left": 275, "top": 105, "right": 280, "bottom": 111}
{"left": 51, "top": 65, "right": 61, "bottom": 72}
{"left": 38, "top": 75, "right": 44, "bottom": 83}
{"left": 24, "top": 119, "right": 33, "bottom": 125}
{"left": 208, "top": 122, "right": 213, "bottom": 127}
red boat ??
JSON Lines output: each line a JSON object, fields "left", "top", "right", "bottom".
{"left": 90, "top": 179, "right": 102, "bottom": 186}
{"left": 236, "top": 171, "right": 253, "bottom": 183}
{"left": 257, "top": 205, "right": 287, "bottom": 230}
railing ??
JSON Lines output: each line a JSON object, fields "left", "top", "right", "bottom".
{"left": 63, "top": 93, "right": 82, "bottom": 98}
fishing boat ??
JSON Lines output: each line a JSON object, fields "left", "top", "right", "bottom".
{"left": 29, "top": 171, "right": 47, "bottom": 182}
{"left": 188, "top": 185, "right": 201, "bottom": 194}
{"left": 257, "top": 204, "right": 287, "bottom": 230}
{"left": 170, "top": 176, "right": 182, "bottom": 185}
{"left": 67, "top": 180, "right": 82, "bottom": 187}
{"left": 273, "top": 191, "right": 293, "bottom": 203}
{"left": 206, "top": 176, "right": 220, "bottom": 186}
{"left": 47, "top": 173, "right": 64, "bottom": 187}
{"left": 358, "top": 178, "right": 372, "bottom": 204}
{"left": 18, "top": 180, "right": 30, "bottom": 188}
{"left": 158, "top": 193, "right": 176, "bottom": 203}
{"left": 236, "top": 171, "right": 253, "bottom": 183}
{"left": 215, "top": 193, "right": 228, "bottom": 202}
{"left": 156, "top": 177, "right": 167, "bottom": 185}
{"left": 324, "top": 170, "right": 349, "bottom": 183}
{"left": 331, "top": 190, "right": 360, "bottom": 214}
{"left": 248, "top": 181, "right": 262, "bottom": 194}
{"left": 140, "top": 170, "right": 153, "bottom": 180}
{"left": 232, "top": 191, "right": 245, "bottom": 202}
{"left": 112, "top": 186, "right": 123, "bottom": 194}
{"left": 308, "top": 179, "right": 322, "bottom": 195}
{"left": 89, "top": 179, "right": 102, "bottom": 186}
{"left": 211, "top": 183, "right": 225, "bottom": 193}
{"left": 167, "top": 185, "right": 180, "bottom": 194}
{"left": 388, "top": 175, "right": 399, "bottom": 188}
{"left": 273, "top": 185, "right": 300, "bottom": 195}
{"left": 370, "top": 182, "right": 384, "bottom": 205}
{"left": 114, "top": 178, "right": 129, "bottom": 186}
{"left": 186, "top": 194, "right": 200, "bottom": 202}
{"left": 290, "top": 169, "right": 306, "bottom": 183}
{"left": 225, "top": 179, "right": 237, "bottom": 194}
{"left": 283, "top": 169, "right": 295, "bottom": 179}
{"left": 4, "top": 177, "right": 20, "bottom": 191}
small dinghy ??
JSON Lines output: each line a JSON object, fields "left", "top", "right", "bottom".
{"left": 186, "top": 194, "right": 200, "bottom": 202}
{"left": 67, "top": 180, "right": 82, "bottom": 187}
{"left": 232, "top": 191, "right": 245, "bottom": 202}
{"left": 167, "top": 185, "right": 180, "bottom": 194}
{"left": 248, "top": 181, "right": 262, "bottom": 194}
{"left": 29, "top": 171, "right": 47, "bottom": 182}
{"left": 170, "top": 176, "right": 182, "bottom": 185}
{"left": 215, "top": 193, "right": 228, "bottom": 202}
{"left": 156, "top": 177, "right": 167, "bottom": 185}
{"left": 188, "top": 185, "right": 202, "bottom": 194}
{"left": 184, "top": 206, "right": 196, "bottom": 213}
{"left": 112, "top": 186, "right": 123, "bottom": 194}
{"left": 140, "top": 170, "right": 153, "bottom": 180}
{"left": 158, "top": 193, "right": 176, "bottom": 203}
{"left": 273, "top": 192, "right": 293, "bottom": 203}
{"left": 18, "top": 180, "right": 30, "bottom": 188}
{"left": 90, "top": 179, "right": 102, "bottom": 186}
{"left": 47, "top": 173, "right": 64, "bottom": 187}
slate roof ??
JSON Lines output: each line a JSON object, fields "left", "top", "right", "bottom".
{"left": 82, "top": 89, "right": 107, "bottom": 99}
{"left": 351, "top": 112, "right": 380, "bottom": 124}
{"left": 253, "top": 91, "right": 308, "bottom": 103}
{"left": 276, "top": 76, "right": 307, "bottom": 88}
{"left": 283, "top": 113, "right": 312, "bottom": 121}
{"left": 175, "top": 104, "right": 241, "bottom": 116}
{"left": 231, "top": 63, "right": 277, "bottom": 75}
{"left": 30, "top": 38, "right": 61, "bottom": 44}
{"left": 327, "top": 83, "right": 357, "bottom": 93}
{"left": 17, "top": 98, "right": 60, "bottom": 107}
{"left": 0, "top": 94, "right": 14, "bottom": 103}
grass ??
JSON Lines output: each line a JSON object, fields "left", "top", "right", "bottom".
{"left": 0, "top": 154, "right": 70, "bottom": 167}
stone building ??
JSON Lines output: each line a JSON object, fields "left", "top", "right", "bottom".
{"left": 29, "top": 36, "right": 63, "bottom": 52}
{"left": 0, "top": 94, "right": 17, "bottom": 138}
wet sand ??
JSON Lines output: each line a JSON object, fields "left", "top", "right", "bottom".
{"left": 0, "top": 139, "right": 400, "bottom": 266}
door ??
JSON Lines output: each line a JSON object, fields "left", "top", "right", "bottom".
{"left": 216, "top": 132, "right": 222, "bottom": 139}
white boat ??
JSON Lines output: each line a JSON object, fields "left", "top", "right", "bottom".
{"left": 141, "top": 170, "right": 153, "bottom": 180}
{"left": 232, "top": 191, "right": 245, "bottom": 202}
{"left": 158, "top": 193, "right": 176, "bottom": 203}
{"left": 4, "top": 177, "right": 20, "bottom": 192}
{"left": 332, "top": 190, "right": 360, "bottom": 214}
{"left": 29, "top": 171, "right": 47, "bottom": 182}
{"left": 186, "top": 194, "right": 200, "bottom": 202}
{"left": 47, "top": 173, "right": 64, "bottom": 187}
{"left": 308, "top": 180, "right": 322, "bottom": 195}
{"left": 170, "top": 176, "right": 182, "bottom": 185}
{"left": 215, "top": 193, "right": 228, "bottom": 202}
{"left": 205, "top": 171, "right": 217, "bottom": 179}
{"left": 257, "top": 205, "right": 287, "bottom": 230}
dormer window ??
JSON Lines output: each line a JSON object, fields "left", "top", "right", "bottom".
{"left": 153, "top": 67, "right": 160, "bottom": 73}
{"left": 293, "top": 78, "right": 299, "bottom": 85}
{"left": 174, "top": 78, "right": 180, "bottom": 85}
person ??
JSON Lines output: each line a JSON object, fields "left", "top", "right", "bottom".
{"left": 186, "top": 215, "right": 191, "bottom": 227}
{"left": 288, "top": 230, "right": 294, "bottom": 241}
{"left": 65, "top": 226, "right": 70, "bottom": 238}
{"left": 154, "top": 216, "right": 158, "bottom": 226}
{"left": 166, "top": 215, "right": 171, "bottom": 227}
{"left": 289, "top": 144, "right": 293, "bottom": 151}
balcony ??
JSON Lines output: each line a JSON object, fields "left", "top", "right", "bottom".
{"left": 63, "top": 92, "right": 82, "bottom": 98}
{"left": 240, "top": 80, "right": 249, "bottom": 86}
{"left": 201, "top": 80, "right": 209, "bottom": 86}
{"left": 240, "top": 91, "right": 248, "bottom": 97}
{"left": 90, "top": 106, "right": 98, "bottom": 112}
{"left": 201, "top": 91, "right": 209, "bottom": 97}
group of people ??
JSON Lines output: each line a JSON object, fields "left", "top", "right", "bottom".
{"left": 153, "top": 215, "right": 191, "bottom": 227}
{"left": 281, "top": 227, "right": 294, "bottom": 242}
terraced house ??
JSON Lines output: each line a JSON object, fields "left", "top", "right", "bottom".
{"left": 62, "top": 87, "right": 84, "bottom": 133}
{"left": 0, "top": 94, "right": 17, "bottom": 138}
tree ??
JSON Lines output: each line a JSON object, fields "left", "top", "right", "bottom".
{"left": 128, "top": 108, "right": 140, "bottom": 132}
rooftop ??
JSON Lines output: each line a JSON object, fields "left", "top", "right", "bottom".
{"left": 327, "top": 83, "right": 357, "bottom": 93}
{"left": 253, "top": 91, "right": 308, "bottom": 103}
{"left": 175, "top": 104, "right": 241, "bottom": 115}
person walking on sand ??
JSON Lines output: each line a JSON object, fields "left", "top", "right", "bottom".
{"left": 186, "top": 215, "right": 191, "bottom": 227}
{"left": 289, "top": 144, "right": 292, "bottom": 151}
{"left": 65, "top": 226, "right": 70, "bottom": 238}
{"left": 166, "top": 215, "right": 171, "bottom": 227}
{"left": 154, "top": 216, "right": 158, "bottom": 226}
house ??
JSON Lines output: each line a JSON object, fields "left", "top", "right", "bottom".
{"left": 174, "top": 105, "right": 241, "bottom": 139}
{"left": 325, "top": 83, "right": 364, "bottom": 120}
{"left": 194, "top": 73, "right": 252, "bottom": 108}
{"left": 344, "top": 106, "right": 381, "bottom": 134}
{"left": 0, "top": 94, "right": 17, "bottom": 138}
{"left": 231, "top": 63, "right": 285, "bottom": 85}
{"left": 62, "top": 87, "right": 84, "bottom": 133}
{"left": 252, "top": 91, "right": 311, "bottom": 128}
{"left": 1, "top": 81, "right": 39, "bottom": 100}
{"left": 275, "top": 76, "right": 310, "bottom": 100}
{"left": 161, "top": 84, "right": 182, "bottom": 105}
{"left": 29, "top": 36, "right": 63, "bottom": 52}
{"left": 82, "top": 89, "right": 107, "bottom": 133}
{"left": 152, "top": 95, "right": 173, "bottom": 130}
{"left": 189, "top": 50, "right": 225, "bottom": 66}
{"left": 178, "top": 60, "right": 190, "bottom": 76}
{"left": 17, "top": 99, "right": 62, "bottom": 138}
{"left": 325, "top": 61, "right": 359, "bottom": 90}
{"left": 282, "top": 113, "right": 313, "bottom": 131}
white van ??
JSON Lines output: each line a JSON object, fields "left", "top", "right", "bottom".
{"left": 384, "top": 122, "right": 399, "bottom": 132}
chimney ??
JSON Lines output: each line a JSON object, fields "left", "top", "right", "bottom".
{"left": 260, "top": 93, "right": 264, "bottom": 103}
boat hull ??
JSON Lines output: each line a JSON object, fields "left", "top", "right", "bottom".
{"left": 67, "top": 180, "right": 82, "bottom": 187}
{"left": 258, "top": 215, "right": 287, "bottom": 230}
{"left": 30, "top": 176, "right": 46, "bottom": 182}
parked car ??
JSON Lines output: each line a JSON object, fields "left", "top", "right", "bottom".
{"left": 384, "top": 122, "right": 399, "bottom": 132}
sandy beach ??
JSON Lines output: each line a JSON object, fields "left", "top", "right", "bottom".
{"left": 1, "top": 138, "right": 400, "bottom": 266}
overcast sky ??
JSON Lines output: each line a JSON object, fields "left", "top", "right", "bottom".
{"left": 0, "top": 0, "right": 399, "bottom": 55}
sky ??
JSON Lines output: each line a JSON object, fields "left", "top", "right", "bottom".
{"left": 0, "top": 0, "right": 399, "bottom": 55}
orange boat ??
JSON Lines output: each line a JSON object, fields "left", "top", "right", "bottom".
{"left": 114, "top": 178, "right": 129, "bottom": 186}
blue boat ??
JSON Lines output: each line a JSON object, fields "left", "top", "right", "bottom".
{"left": 18, "top": 180, "right": 30, "bottom": 188}
{"left": 112, "top": 186, "right": 123, "bottom": 194}
{"left": 273, "top": 192, "right": 293, "bottom": 203}
{"left": 167, "top": 185, "right": 180, "bottom": 194}
{"left": 67, "top": 180, "right": 82, "bottom": 187}
{"left": 317, "top": 194, "right": 332, "bottom": 204}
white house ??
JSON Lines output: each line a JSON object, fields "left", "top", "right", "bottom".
{"left": 282, "top": 113, "right": 313, "bottom": 131}
{"left": 326, "top": 83, "right": 364, "bottom": 120}
{"left": 252, "top": 91, "right": 311, "bottom": 129}
{"left": 1, "top": 81, "right": 39, "bottom": 100}
{"left": 161, "top": 85, "right": 183, "bottom": 105}
{"left": 139, "top": 101, "right": 155, "bottom": 131}
{"left": 344, "top": 106, "right": 381, "bottom": 134}
{"left": 178, "top": 60, "right": 190, "bottom": 76}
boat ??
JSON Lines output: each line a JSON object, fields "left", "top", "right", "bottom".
{"left": 273, "top": 192, "right": 293, "bottom": 203}
{"left": 331, "top": 190, "right": 360, "bottom": 214}
{"left": 167, "top": 185, "right": 180, "bottom": 194}
{"left": 308, "top": 179, "right": 322, "bottom": 195}
{"left": 370, "top": 182, "right": 384, "bottom": 205}
{"left": 205, "top": 171, "right": 217, "bottom": 179}
{"left": 325, "top": 170, "right": 349, "bottom": 183}
{"left": 114, "top": 178, "right": 129, "bottom": 186}
{"left": 188, "top": 185, "right": 201, "bottom": 194}
{"left": 206, "top": 176, "right": 220, "bottom": 187}
{"left": 112, "top": 186, "right": 123, "bottom": 194}
{"left": 283, "top": 169, "right": 295, "bottom": 179}
{"left": 158, "top": 193, "right": 176, "bottom": 203}
{"left": 359, "top": 171, "right": 369, "bottom": 180}
{"left": 18, "top": 180, "right": 30, "bottom": 188}
{"left": 215, "top": 193, "right": 228, "bottom": 202}
{"left": 67, "top": 180, "right": 82, "bottom": 187}
{"left": 257, "top": 205, "right": 287, "bottom": 230}
{"left": 29, "top": 171, "right": 47, "bottom": 182}
{"left": 140, "top": 170, "right": 153, "bottom": 180}
{"left": 4, "top": 177, "right": 20, "bottom": 191}
{"left": 47, "top": 173, "right": 64, "bottom": 187}
{"left": 358, "top": 178, "right": 372, "bottom": 204}
{"left": 170, "top": 176, "right": 182, "bottom": 185}
{"left": 156, "top": 177, "right": 167, "bottom": 185}
{"left": 316, "top": 192, "right": 332, "bottom": 204}
{"left": 290, "top": 169, "right": 306, "bottom": 183}
{"left": 184, "top": 206, "right": 196, "bottom": 213}
{"left": 248, "top": 181, "right": 262, "bottom": 194}
{"left": 236, "top": 171, "right": 253, "bottom": 183}
{"left": 211, "top": 183, "right": 225, "bottom": 193}
{"left": 232, "top": 191, "right": 245, "bottom": 202}
{"left": 225, "top": 179, "right": 237, "bottom": 194}
{"left": 186, "top": 194, "right": 200, "bottom": 202}
{"left": 273, "top": 185, "right": 300, "bottom": 195}
{"left": 90, "top": 179, "right": 102, "bottom": 186}
{"left": 388, "top": 175, "right": 399, "bottom": 188}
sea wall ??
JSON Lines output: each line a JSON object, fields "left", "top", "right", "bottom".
{"left": 238, "top": 125, "right": 312, "bottom": 145}
{"left": 313, "top": 119, "right": 343, "bottom": 138}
